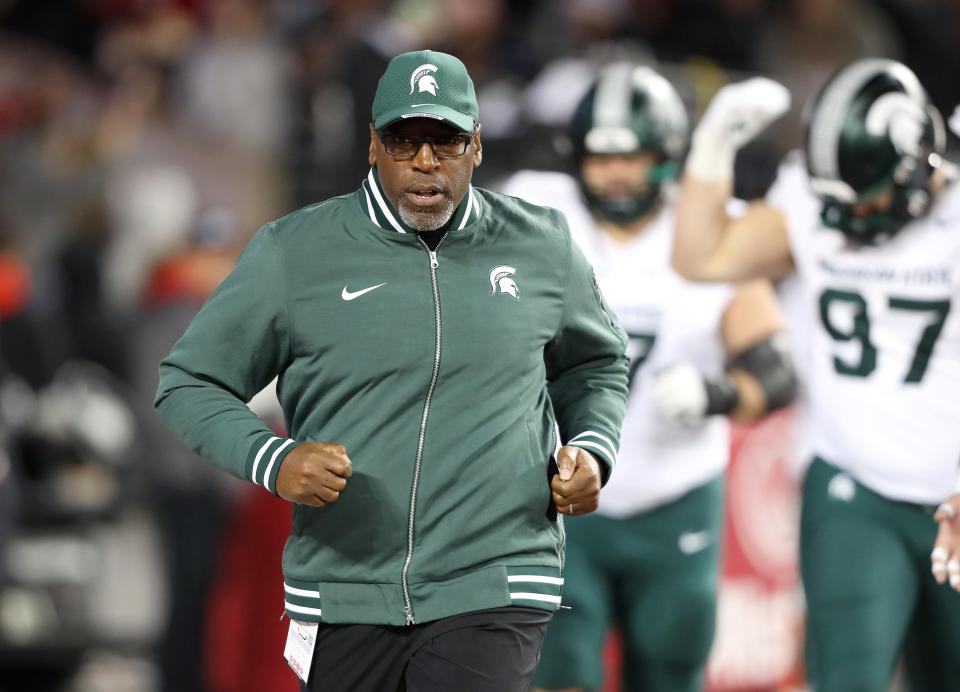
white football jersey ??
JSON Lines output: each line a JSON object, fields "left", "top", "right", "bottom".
{"left": 501, "top": 171, "right": 734, "bottom": 516}
{"left": 768, "top": 152, "right": 960, "bottom": 504}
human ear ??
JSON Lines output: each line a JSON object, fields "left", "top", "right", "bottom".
{"left": 473, "top": 125, "right": 483, "bottom": 168}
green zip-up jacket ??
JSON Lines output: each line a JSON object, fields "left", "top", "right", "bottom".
{"left": 155, "top": 168, "right": 628, "bottom": 626}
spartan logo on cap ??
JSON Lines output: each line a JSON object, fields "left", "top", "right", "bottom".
{"left": 410, "top": 64, "right": 439, "bottom": 96}
{"left": 489, "top": 265, "right": 519, "bottom": 299}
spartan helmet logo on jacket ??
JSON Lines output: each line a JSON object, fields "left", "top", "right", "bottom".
{"left": 410, "top": 64, "right": 439, "bottom": 95}
{"left": 805, "top": 58, "right": 947, "bottom": 244}
{"left": 568, "top": 62, "right": 689, "bottom": 225}
{"left": 489, "top": 266, "right": 519, "bottom": 299}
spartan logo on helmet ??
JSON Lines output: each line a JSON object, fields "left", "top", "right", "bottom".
{"left": 805, "top": 59, "right": 947, "bottom": 244}
{"left": 409, "top": 64, "right": 439, "bottom": 96}
{"left": 865, "top": 92, "right": 926, "bottom": 157}
{"left": 489, "top": 265, "right": 519, "bottom": 299}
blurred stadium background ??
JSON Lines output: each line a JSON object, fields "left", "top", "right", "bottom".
{"left": 0, "top": 0, "right": 956, "bottom": 690}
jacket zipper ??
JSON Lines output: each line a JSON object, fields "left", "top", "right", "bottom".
{"left": 402, "top": 239, "right": 445, "bottom": 625}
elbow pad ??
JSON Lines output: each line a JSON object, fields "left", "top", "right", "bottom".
{"left": 727, "top": 332, "right": 797, "bottom": 411}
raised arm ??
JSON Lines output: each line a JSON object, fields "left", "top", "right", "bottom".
{"left": 673, "top": 78, "right": 796, "bottom": 282}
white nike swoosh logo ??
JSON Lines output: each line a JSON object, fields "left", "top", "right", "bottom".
{"left": 341, "top": 283, "right": 386, "bottom": 301}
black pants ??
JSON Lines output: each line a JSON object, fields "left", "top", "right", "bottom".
{"left": 300, "top": 606, "right": 551, "bottom": 692}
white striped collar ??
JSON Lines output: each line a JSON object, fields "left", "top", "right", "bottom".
{"left": 359, "top": 167, "right": 483, "bottom": 234}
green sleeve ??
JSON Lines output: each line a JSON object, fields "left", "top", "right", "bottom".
{"left": 154, "top": 223, "right": 302, "bottom": 494}
{"left": 544, "top": 213, "right": 629, "bottom": 485}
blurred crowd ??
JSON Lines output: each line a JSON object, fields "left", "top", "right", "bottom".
{"left": 0, "top": 0, "right": 959, "bottom": 691}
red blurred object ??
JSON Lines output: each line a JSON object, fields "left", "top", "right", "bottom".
{"left": 0, "top": 253, "right": 30, "bottom": 318}
{"left": 602, "top": 630, "right": 622, "bottom": 692}
{"left": 707, "top": 412, "right": 806, "bottom": 692}
{"left": 204, "top": 487, "right": 299, "bottom": 692}
{"left": 145, "top": 250, "right": 235, "bottom": 307}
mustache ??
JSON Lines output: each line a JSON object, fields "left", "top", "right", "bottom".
{"left": 403, "top": 177, "right": 451, "bottom": 195}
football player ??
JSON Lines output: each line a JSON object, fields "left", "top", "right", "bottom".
{"left": 502, "top": 62, "right": 796, "bottom": 692}
{"left": 673, "top": 59, "right": 960, "bottom": 691}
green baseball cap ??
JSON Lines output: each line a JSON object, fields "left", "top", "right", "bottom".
{"left": 372, "top": 50, "right": 479, "bottom": 133}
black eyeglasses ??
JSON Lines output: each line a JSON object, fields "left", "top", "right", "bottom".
{"left": 377, "top": 130, "right": 476, "bottom": 159}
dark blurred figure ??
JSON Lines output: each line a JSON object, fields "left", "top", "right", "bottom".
{"left": 132, "top": 256, "right": 238, "bottom": 692}
{"left": 126, "top": 163, "right": 249, "bottom": 691}
{"left": 875, "top": 0, "right": 960, "bottom": 122}
{"left": 287, "top": 0, "right": 409, "bottom": 204}
{"left": 527, "top": 0, "right": 656, "bottom": 65}
{"left": 0, "top": 0, "right": 103, "bottom": 65}
{"left": 430, "top": 0, "right": 541, "bottom": 182}
{"left": 649, "top": 0, "right": 771, "bottom": 72}
{"left": 289, "top": 0, "right": 541, "bottom": 202}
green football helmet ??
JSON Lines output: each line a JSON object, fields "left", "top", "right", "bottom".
{"left": 569, "top": 63, "right": 688, "bottom": 225}
{"left": 805, "top": 59, "right": 946, "bottom": 244}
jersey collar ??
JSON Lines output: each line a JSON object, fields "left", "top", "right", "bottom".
{"left": 360, "top": 167, "right": 482, "bottom": 234}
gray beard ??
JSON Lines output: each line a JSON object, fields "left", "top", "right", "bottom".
{"left": 398, "top": 196, "right": 456, "bottom": 232}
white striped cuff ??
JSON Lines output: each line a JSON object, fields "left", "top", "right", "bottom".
{"left": 248, "top": 435, "right": 298, "bottom": 494}
{"left": 567, "top": 430, "right": 618, "bottom": 468}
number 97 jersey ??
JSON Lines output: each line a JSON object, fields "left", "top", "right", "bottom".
{"left": 768, "top": 152, "right": 960, "bottom": 505}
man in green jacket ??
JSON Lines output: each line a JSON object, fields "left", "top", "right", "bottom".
{"left": 155, "top": 49, "right": 629, "bottom": 692}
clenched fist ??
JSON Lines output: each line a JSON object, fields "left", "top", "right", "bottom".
{"left": 276, "top": 442, "right": 352, "bottom": 507}
{"left": 686, "top": 76, "right": 791, "bottom": 182}
{"left": 551, "top": 446, "right": 602, "bottom": 517}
